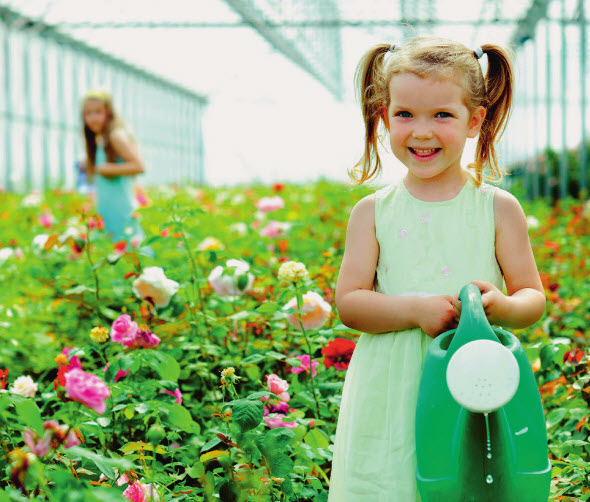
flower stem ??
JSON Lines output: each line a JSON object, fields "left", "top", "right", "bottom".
{"left": 174, "top": 212, "right": 207, "bottom": 337}
{"left": 84, "top": 218, "right": 100, "bottom": 301}
{"left": 294, "top": 284, "right": 320, "bottom": 420}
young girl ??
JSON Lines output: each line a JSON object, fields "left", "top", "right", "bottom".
{"left": 82, "top": 89, "right": 146, "bottom": 243}
{"left": 329, "top": 37, "right": 546, "bottom": 501}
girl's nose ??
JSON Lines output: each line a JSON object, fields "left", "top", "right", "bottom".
{"left": 412, "top": 121, "right": 434, "bottom": 139}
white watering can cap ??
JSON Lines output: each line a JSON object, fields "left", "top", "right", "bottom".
{"left": 446, "top": 339, "right": 520, "bottom": 413}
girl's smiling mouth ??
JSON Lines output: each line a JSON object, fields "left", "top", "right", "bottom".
{"left": 409, "top": 147, "right": 441, "bottom": 160}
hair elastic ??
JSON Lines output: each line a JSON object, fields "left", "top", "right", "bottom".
{"left": 474, "top": 47, "right": 484, "bottom": 60}
{"left": 389, "top": 44, "right": 396, "bottom": 53}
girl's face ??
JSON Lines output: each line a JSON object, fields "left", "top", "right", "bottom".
{"left": 83, "top": 99, "right": 107, "bottom": 134}
{"left": 384, "top": 73, "right": 485, "bottom": 184}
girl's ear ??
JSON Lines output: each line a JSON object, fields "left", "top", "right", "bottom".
{"left": 467, "top": 106, "right": 486, "bottom": 138}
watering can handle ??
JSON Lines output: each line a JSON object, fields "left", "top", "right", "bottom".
{"left": 446, "top": 283, "right": 499, "bottom": 354}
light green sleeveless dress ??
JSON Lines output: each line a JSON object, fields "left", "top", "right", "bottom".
{"left": 95, "top": 143, "right": 144, "bottom": 243}
{"left": 327, "top": 177, "right": 504, "bottom": 502}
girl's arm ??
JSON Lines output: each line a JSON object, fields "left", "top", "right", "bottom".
{"left": 96, "top": 129, "right": 145, "bottom": 177}
{"left": 335, "top": 194, "right": 458, "bottom": 336}
{"left": 454, "top": 189, "right": 546, "bottom": 329}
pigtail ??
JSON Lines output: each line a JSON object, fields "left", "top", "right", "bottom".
{"left": 470, "top": 44, "right": 514, "bottom": 185}
{"left": 349, "top": 44, "right": 391, "bottom": 185}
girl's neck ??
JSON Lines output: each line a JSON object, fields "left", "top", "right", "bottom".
{"left": 403, "top": 168, "right": 472, "bottom": 203}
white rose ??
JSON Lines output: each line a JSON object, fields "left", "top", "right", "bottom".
{"left": 132, "top": 267, "right": 180, "bottom": 308}
{"left": 197, "top": 237, "right": 224, "bottom": 251}
{"left": 31, "top": 234, "right": 50, "bottom": 256}
{"left": 526, "top": 216, "right": 540, "bottom": 229}
{"left": 11, "top": 375, "right": 38, "bottom": 398}
{"left": 229, "top": 222, "right": 248, "bottom": 236}
{"left": 278, "top": 261, "right": 309, "bottom": 284}
{"left": 20, "top": 192, "right": 42, "bottom": 207}
{"left": 59, "top": 226, "right": 84, "bottom": 244}
{"left": 208, "top": 259, "right": 254, "bottom": 296}
{"left": 0, "top": 248, "right": 14, "bottom": 264}
{"left": 283, "top": 291, "right": 331, "bottom": 331}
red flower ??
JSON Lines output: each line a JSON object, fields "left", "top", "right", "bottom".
{"left": 563, "top": 349, "right": 584, "bottom": 365}
{"left": 0, "top": 368, "right": 8, "bottom": 389}
{"left": 544, "top": 241, "right": 561, "bottom": 252}
{"left": 114, "top": 241, "right": 127, "bottom": 254}
{"left": 322, "top": 338, "right": 356, "bottom": 370}
{"left": 272, "top": 183, "right": 285, "bottom": 192}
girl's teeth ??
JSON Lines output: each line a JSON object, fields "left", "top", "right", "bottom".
{"left": 411, "top": 148, "right": 438, "bottom": 156}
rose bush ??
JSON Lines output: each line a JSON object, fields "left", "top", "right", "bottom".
{"left": 0, "top": 181, "right": 586, "bottom": 500}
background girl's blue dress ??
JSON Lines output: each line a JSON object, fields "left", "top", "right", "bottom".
{"left": 94, "top": 143, "right": 145, "bottom": 243}
{"left": 327, "top": 178, "right": 504, "bottom": 502}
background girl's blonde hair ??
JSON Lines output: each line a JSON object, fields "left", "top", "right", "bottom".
{"left": 350, "top": 36, "right": 514, "bottom": 186}
{"left": 81, "top": 89, "right": 127, "bottom": 179}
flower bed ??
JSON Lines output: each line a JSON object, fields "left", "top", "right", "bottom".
{"left": 0, "top": 182, "right": 588, "bottom": 501}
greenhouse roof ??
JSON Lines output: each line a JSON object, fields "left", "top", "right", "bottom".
{"left": 0, "top": 0, "right": 550, "bottom": 101}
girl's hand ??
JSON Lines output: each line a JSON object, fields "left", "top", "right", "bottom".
{"left": 453, "top": 280, "right": 509, "bottom": 325}
{"left": 418, "top": 295, "right": 459, "bottom": 338}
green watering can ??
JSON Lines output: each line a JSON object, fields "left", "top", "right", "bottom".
{"left": 415, "top": 284, "right": 551, "bottom": 502}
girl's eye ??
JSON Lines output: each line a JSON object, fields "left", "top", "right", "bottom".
{"left": 436, "top": 111, "right": 453, "bottom": 118}
{"left": 395, "top": 111, "right": 412, "bottom": 118}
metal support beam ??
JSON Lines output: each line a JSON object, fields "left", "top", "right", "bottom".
{"left": 223, "top": 0, "right": 342, "bottom": 100}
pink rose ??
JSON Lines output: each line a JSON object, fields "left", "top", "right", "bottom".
{"left": 64, "top": 368, "right": 111, "bottom": 414}
{"left": 103, "top": 362, "right": 130, "bottom": 382}
{"left": 132, "top": 328, "right": 161, "bottom": 349}
{"left": 266, "top": 374, "right": 290, "bottom": 401}
{"left": 111, "top": 314, "right": 138, "bottom": 345}
{"left": 255, "top": 196, "right": 285, "bottom": 212}
{"left": 260, "top": 221, "right": 284, "bottom": 238}
{"left": 23, "top": 429, "right": 51, "bottom": 457}
{"left": 43, "top": 420, "right": 79, "bottom": 448}
{"left": 265, "top": 413, "right": 297, "bottom": 430}
{"left": 165, "top": 388, "right": 182, "bottom": 405}
{"left": 38, "top": 213, "right": 54, "bottom": 228}
{"left": 290, "top": 355, "right": 319, "bottom": 377}
{"left": 62, "top": 347, "right": 83, "bottom": 371}
{"left": 123, "top": 482, "right": 146, "bottom": 502}
{"left": 263, "top": 400, "right": 289, "bottom": 417}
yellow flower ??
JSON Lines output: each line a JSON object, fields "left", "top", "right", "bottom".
{"left": 220, "top": 367, "right": 241, "bottom": 386}
{"left": 277, "top": 261, "right": 308, "bottom": 285}
{"left": 90, "top": 326, "right": 109, "bottom": 343}
{"left": 221, "top": 367, "right": 235, "bottom": 377}
{"left": 55, "top": 354, "right": 68, "bottom": 365}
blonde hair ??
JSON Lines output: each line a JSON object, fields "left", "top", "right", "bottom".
{"left": 81, "top": 89, "right": 128, "bottom": 179}
{"left": 350, "top": 36, "right": 514, "bottom": 186}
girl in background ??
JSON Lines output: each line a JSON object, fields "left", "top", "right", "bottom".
{"left": 81, "top": 89, "right": 146, "bottom": 244}
{"left": 329, "top": 37, "right": 545, "bottom": 501}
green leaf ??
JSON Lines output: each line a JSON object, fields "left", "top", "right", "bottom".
{"left": 265, "top": 351, "right": 286, "bottom": 360}
{"left": 240, "top": 353, "right": 266, "bottom": 365}
{"left": 66, "top": 446, "right": 137, "bottom": 480}
{"left": 256, "top": 302, "right": 279, "bottom": 313}
{"left": 236, "top": 274, "right": 249, "bottom": 291}
{"left": 268, "top": 452, "right": 294, "bottom": 478}
{"left": 246, "top": 391, "right": 271, "bottom": 401}
{"left": 167, "top": 404, "right": 195, "bottom": 432}
{"left": 546, "top": 408, "right": 567, "bottom": 428}
{"left": 304, "top": 429, "right": 329, "bottom": 449}
{"left": 14, "top": 398, "right": 44, "bottom": 435}
{"left": 148, "top": 351, "right": 180, "bottom": 381}
{"left": 263, "top": 428, "right": 295, "bottom": 454}
{"left": 186, "top": 462, "right": 205, "bottom": 478}
{"left": 232, "top": 399, "right": 264, "bottom": 433}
